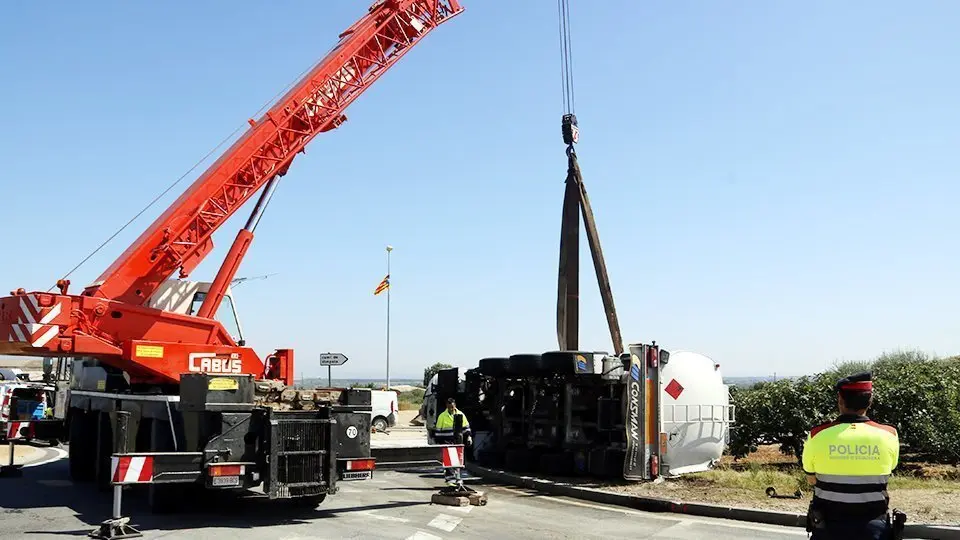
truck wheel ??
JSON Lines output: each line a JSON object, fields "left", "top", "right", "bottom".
{"left": 95, "top": 412, "right": 113, "bottom": 492}
{"left": 537, "top": 351, "right": 594, "bottom": 375}
{"left": 478, "top": 357, "right": 509, "bottom": 377}
{"left": 505, "top": 354, "right": 541, "bottom": 377}
{"left": 68, "top": 411, "right": 95, "bottom": 482}
{"left": 372, "top": 416, "right": 388, "bottom": 432}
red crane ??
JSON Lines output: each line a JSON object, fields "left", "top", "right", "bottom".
{"left": 0, "top": 0, "right": 463, "bottom": 387}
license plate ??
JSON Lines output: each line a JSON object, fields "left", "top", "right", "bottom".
{"left": 341, "top": 471, "right": 372, "bottom": 481}
{"left": 211, "top": 475, "right": 240, "bottom": 487}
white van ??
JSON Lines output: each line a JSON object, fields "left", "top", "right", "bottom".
{"left": 370, "top": 390, "right": 398, "bottom": 431}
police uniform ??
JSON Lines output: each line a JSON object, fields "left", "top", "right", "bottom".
{"left": 801, "top": 372, "right": 899, "bottom": 539}
{"left": 435, "top": 407, "right": 471, "bottom": 484}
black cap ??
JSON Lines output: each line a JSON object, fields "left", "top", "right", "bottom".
{"left": 835, "top": 371, "right": 873, "bottom": 392}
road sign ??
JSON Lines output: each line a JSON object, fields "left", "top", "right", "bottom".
{"left": 319, "top": 353, "right": 348, "bottom": 366}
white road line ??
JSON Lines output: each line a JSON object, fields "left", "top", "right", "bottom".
{"left": 24, "top": 447, "right": 67, "bottom": 468}
{"left": 427, "top": 513, "right": 462, "bottom": 533}
{"left": 492, "top": 486, "right": 808, "bottom": 536}
{"left": 405, "top": 532, "right": 442, "bottom": 540}
{"left": 651, "top": 520, "right": 695, "bottom": 537}
{"left": 354, "top": 510, "right": 410, "bottom": 523}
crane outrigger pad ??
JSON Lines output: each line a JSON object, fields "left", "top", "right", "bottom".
{"left": 88, "top": 517, "right": 141, "bottom": 540}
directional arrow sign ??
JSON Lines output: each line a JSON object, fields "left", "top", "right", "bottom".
{"left": 319, "top": 353, "right": 348, "bottom": 366}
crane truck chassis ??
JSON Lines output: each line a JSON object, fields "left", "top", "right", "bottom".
{"left": 64, "top": 363, "right": 376, "bottom": 511}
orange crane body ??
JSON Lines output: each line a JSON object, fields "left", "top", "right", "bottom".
{"left": 0, "top": 0, "right": 463, "bottom": 386}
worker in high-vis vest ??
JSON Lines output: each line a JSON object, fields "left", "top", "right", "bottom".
{"left": 801, "top": 372, "right": 901, "bottom": 540}
{"left": 435, "top": 397, "right": 471, "bottom": 485}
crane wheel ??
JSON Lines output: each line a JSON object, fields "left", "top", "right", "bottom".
{"left": 95, "top": 412, "right": 114, "bottom": 492}
{"left": 68, "top": 411, "right": 96, "bottom": 482}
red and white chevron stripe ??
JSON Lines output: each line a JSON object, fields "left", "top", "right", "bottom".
{"left": 441, "top": 445, "right": 464, "bottom": 468}
{"left": 111, "top": 455, "right": 154, "bottom": 484}
{"left": 5, "top": 421, "right": 31, "bottom": 440}
{"left": 5, "top": 294, "right": 61, "bottom": 348}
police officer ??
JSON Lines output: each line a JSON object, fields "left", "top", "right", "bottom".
{"left": 434, "top": 398, "right": 471, "bottom": 485}
{"left": 801, "top": 372, "right": 900, "bottom": 540}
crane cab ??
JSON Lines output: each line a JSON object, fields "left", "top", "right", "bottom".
{"left": 147, "top": 280, "right": 245, "bottom": 346}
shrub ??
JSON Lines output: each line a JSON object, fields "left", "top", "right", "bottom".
{"left": 729, "top": 350, "right": 960, "bottom": 464}
{"left": 423, "top": 362, "right": 453, "bottom": 387}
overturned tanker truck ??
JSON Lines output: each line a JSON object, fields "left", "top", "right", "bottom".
{"left": 426, "top": 343, "right": 735, "bottom": 481}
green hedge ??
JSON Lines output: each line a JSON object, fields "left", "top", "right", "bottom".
{"left": 729, "top": 351, "right": 960, "bottom": 464}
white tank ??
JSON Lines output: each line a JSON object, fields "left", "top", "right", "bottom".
{"left": 658, "top": 350, "right": 732, "bottom": 477}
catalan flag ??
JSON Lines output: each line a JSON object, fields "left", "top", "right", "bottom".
{"left": 374, "top": 274, "right": 390, "bottom": 295}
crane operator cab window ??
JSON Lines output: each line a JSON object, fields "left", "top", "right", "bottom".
{"left": 188, "top": 292, "right": 245, "bottom": 346}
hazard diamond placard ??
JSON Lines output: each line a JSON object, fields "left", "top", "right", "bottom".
{"left": 665, "top": 379, "right": 684, "bottom": 400}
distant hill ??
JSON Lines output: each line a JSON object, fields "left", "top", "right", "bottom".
{"left": 0, "top": 356, "right": 43, "bottom": 369}
{"left": 295, "top": 378, "right": 423, "bottom": 390}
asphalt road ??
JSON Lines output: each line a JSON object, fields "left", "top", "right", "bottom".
{"left": 0, "top": 444, "right": 807, "bottom": 540}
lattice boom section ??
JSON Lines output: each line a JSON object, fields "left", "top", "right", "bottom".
{"left": 160, "top": 1, "right": 462, "bottom": 270}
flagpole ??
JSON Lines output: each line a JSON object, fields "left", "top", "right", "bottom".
{"left": 386, "top": 245, "right": 393, "bottom": 391}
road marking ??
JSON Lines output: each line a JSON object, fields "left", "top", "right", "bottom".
{"left": 24, "top": 447, "right": 67, "bottom": 468}
{"left": 427, "top": 513, "right": 462, "bottom": 532}
{"left": 651, "top": 520, "right": 695, "bottom": 537}
{"left": 492, "top": 486, "right": 808, "bottom": 536}
{"left": 405, "top": 532, "right": 442, "bottom": 540}
{"left": 355, "top": 510, "right": 410, "bottom": 523}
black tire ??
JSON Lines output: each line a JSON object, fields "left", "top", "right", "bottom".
{"left": 372, "top": 416, "right": 388, "bottom": 432}
{"left": 504, "top": 354, "right": 541, "bottom": 377}
{"left": 68, "top": 411, "right": 95, "bottom": 482}
{"left": 95, "top": 412, "right": 113, "bottom": 492}
{"left": 478, "top": 357, "right": 509, "bottom": 377}
{"left": 538, "top": 351, "right": 596, "bottom": 375}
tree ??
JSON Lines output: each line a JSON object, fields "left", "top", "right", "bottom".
{"left": 423, "top": 362, "right": 454, "bottom": 387}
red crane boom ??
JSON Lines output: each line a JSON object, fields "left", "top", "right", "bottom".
{"left": 87, "top": 0, "right": 462, "bottom": 305}
{"left": 0, "top": 0, "right": 462, "bottom": 386}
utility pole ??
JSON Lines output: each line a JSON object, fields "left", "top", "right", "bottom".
{"left": 386, "top": 245, "right": 393, "bottom": 391}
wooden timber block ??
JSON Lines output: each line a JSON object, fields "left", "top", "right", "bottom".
{"left": 468, "top": 493, "right": 487, "bottom": 506}
{"left": 431, "top": 494, "right": 470, "bottom": 506}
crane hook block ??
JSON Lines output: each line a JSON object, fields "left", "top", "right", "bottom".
{"left": 562, "top": 113, "right": 579, "bottom": 145}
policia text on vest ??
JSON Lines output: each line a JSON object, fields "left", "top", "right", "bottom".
{"left": 801, "top": 372, "right": 904, "bottom": 540}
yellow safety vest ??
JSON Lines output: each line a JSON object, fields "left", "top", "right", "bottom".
{"left": 435, "top": 409, "right": 470, "bottom": 440}
{"left": 801, "top": 415, "right": 899, "bottom": 520}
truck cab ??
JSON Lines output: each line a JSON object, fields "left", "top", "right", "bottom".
{"left": 148, "top": 280, "right": 245, "bottom": 345}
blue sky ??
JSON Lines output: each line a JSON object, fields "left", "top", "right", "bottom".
{"left": 2, "top": 1, "right": 958, "bottom": 379}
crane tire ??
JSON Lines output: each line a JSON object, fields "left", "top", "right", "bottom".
{"left": 68, "top": 411, "right": 95, "bottom": 482}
